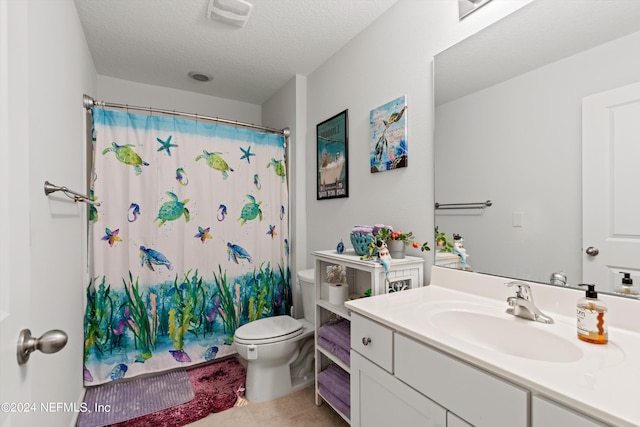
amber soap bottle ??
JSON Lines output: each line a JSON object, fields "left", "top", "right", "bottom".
{"left": 577, "top": 284, "right": 608, "bottom": 344}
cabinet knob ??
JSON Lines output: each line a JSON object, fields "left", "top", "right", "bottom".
{"left": 362, "top": 337, "right": 371, "bottom": 346}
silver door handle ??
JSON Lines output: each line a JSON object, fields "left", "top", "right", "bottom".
{"left": 17, "top": 329, "right": 68, "bottom": 365}
{"left": 585, "top": 247, "right": 599, "bottom": 256}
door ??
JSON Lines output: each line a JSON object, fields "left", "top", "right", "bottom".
{"left": 583, "top": 81, "right": 640, "bottom": 293}
{"left": 0, "top": 2, "right": 31, "bottom": 426}
{"left": 1, "top": 3, "right": 86, "bottom": 426}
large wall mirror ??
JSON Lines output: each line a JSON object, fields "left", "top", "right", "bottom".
{"left": 434, "top": 0, "right": 640, "bottom": 296}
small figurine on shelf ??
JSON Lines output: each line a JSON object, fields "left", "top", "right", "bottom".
{"left": 452, "top": 234, "right": 471, "bottom": 270}
{"left": 336, "top": 239, "right": 345, "bottom": 254}
{"left": 375, "top": 238, "right": 392, "bottom": 284}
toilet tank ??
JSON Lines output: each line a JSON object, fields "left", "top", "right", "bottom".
{"left": 297, "top": 269, "right": 315, "bottom": 324}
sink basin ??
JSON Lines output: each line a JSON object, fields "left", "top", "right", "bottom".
{"left": 429, "top": 309, "right": 584, "bottom": 363}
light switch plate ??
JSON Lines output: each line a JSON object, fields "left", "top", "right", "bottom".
{"left": 512, "top": 212, "right": 524, "bottom": 227}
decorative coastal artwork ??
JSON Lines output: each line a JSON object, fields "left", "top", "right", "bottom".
{"left": 370, "top": 95, "right": 407, "bottom": 173}
{"left": 317, "top": 110, "right": 349, "bottom": 200}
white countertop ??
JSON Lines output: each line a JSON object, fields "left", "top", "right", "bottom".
{"left": 345, "top": 266, "right": 640, "bottom": 427}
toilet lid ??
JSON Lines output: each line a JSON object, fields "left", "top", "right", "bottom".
{"left": 234, "top": 315, "right": 303, "bottom": 345}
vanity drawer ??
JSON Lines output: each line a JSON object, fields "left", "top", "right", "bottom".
{"left": 351, "top": 313, "right": 393, "bottom": 372}
{"left": 395, "top": 334, "right": 528, "bottom": 427}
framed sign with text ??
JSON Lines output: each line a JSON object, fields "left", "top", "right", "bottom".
{"left": 317, "top": 110, "right": 348, "bottom": 200}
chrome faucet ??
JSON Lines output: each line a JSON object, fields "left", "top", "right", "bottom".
{"left": 506, "top": 281, "right": 554, "bottom": 324}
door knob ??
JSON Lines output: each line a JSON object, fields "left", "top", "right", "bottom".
{"left": 585, "top": 247, "right": 599, "bottom": 256}
{"left": 17, "top": 329, "right": 68, "bottom": 365}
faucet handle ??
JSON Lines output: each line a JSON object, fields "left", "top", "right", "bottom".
{"left": 506, "top": 281, "right": 532, "bottom": 301}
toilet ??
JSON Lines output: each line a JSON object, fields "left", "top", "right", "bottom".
{"left": 234, "top": 268, "right": 315, "bottom": 402}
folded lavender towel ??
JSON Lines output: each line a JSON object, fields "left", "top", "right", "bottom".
{"left": 318, "top": 318, "right": 350, "bottom": 351}
{"left": 318, "top": 336, "right": 350, "bottom": 366}
{"left": 317, "top": 364, "right": 350, "bottom": 405}
{"left": 319, "top": 384, "right": 350, "bottom": 419}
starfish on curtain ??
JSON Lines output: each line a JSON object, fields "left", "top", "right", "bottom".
{"left": 239, "top": 145, "right": 255, "bottom": 164}
{"left": 156, "top": 135, "right": 178, "bottom": 156}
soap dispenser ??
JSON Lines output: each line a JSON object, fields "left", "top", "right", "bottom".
{"left": 614, "top": 272, "right": 639, "bottom": 298}
{"left": 577, "top": 284, "right": 608, "bottom": 345}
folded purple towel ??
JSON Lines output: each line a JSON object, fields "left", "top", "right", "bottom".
{"left": 318, "top": 336, "right": 350, "bottom": 366}
{"left": 319, "top": 384, "right": 350, "bottom": 419}
{"left": 318, "top": 318, "right": 350, "bottom": 351}
{"left": 317, "top": 364, "right": 350, "bottom": 405}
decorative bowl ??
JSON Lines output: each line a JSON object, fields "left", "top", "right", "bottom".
{"left": 350, "top": 232, "right": 375, "bottom": 256}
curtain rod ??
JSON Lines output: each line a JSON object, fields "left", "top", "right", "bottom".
{"left": 83, "top": 94, "right": 290, "bottom": 137}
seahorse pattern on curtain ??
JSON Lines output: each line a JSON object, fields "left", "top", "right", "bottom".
{"left": 83, "top": 108, "right": 290, "bottom": 386}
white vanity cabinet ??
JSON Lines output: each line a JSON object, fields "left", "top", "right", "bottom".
{"left": 532, "top": 395, "right": 608, "bottom": 427}
{"left": 350, "top": 312, "right": 447, "bottom": 426}
{"left": 350, "top": 313, "right": 527, "bottom": 427}
{"left": 312, "top": 250, "right": 425, "bottom": 425}
{"left": 351, "top": 351, "right": 447, "bottom": 427}
{"left": 395, "top": 333, "right": 528, "bottom": 427}
{"left": 350, "top": 311, "right": 610, "bottom": 427}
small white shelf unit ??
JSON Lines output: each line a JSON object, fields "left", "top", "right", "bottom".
{"left": 312, "top": 249, "right": 425, "bottom": 425}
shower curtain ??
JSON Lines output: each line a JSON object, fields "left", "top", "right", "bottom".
{"left": 83, "top": 108, "right": 290, "bottom": 386}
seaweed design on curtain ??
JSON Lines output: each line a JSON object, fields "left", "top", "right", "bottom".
{"left": 83, "top": 108, "right": 290, "bottom": 385}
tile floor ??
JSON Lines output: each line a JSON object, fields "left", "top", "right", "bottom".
{"left": 186, "top": 386, "right": 349, "bottom": 427}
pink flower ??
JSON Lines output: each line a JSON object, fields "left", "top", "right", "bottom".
{"left": 412, "top": 242, "right": 420, "bottom": 249}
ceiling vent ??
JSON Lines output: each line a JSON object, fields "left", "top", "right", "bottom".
{"left": 207, "top": 0, "right": 253, "bottom": 28}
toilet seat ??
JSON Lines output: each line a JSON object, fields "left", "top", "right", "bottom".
{"left": 234, "top": 315, "right": 303, "bottom": 345}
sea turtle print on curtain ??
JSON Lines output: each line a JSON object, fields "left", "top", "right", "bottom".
{"left": 83, "top": 108, "right": 290, "bottom": 386}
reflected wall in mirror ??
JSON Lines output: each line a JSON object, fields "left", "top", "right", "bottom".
{"left": 458, "top": 0, "right": 493, "bottom": 20}
{"left": 434, "top": 0, "right": 640, "bottom": 296}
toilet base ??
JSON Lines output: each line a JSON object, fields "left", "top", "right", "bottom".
{"left": 242, "top": 325, "right": 314, "bottom": 403}
{"left": 245, "top": 361, "right": 314, "bottom": 402}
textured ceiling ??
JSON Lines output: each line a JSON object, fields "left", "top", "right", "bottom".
{"left": 435, "top": 0, "right": 640, "bottom": 105}
{"left": 74, "top": 0, "right": 399, "bottom": 104}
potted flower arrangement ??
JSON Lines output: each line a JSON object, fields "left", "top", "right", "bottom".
{"left": 434, "top": 226, "right": 454, "bottom": 253}
{"left": 371, "top": 226, "right": 430, "bottom": 259}
{"left": 352, "top": 224, "right": 431, "bottom": 259}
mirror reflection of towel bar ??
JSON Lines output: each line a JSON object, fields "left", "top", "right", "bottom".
{"left": 44, "top": 181, "right": 100, "bottom": 206}
{"left": 435, "top": 200, "right": 492, "bottom": 210}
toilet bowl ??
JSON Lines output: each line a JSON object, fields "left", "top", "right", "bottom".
{"left": 234, "top": 268, "right": 315, "bottom": 402}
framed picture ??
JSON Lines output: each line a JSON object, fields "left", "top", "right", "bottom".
{"left": 370, "top": 95, "right": 407, "bottom": 173}
{"left": 317, "top": 110, "right": 349, "bottom": 200}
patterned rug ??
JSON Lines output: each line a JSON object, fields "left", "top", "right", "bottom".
{"left": 110, "top": 357, "right": 246, "bottom": 427}
{"left": 78, "top": 357, "right": 246, "bottom": 427}
{"left": 77, "top": 369, "right": 194, "bottom": 427}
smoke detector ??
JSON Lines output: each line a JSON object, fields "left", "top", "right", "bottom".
{"left": 207, "top": 0, "right": 253, "bottom": 28}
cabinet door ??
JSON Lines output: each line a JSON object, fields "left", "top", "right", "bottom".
{"left": 395, "top": 334, "right": 528, "bottom": 427}
{"left": 532, "top": 395, "right": 608, "bottom": 427}
{"left": 351, "top": 352, "right": 446, "bottom": 427}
